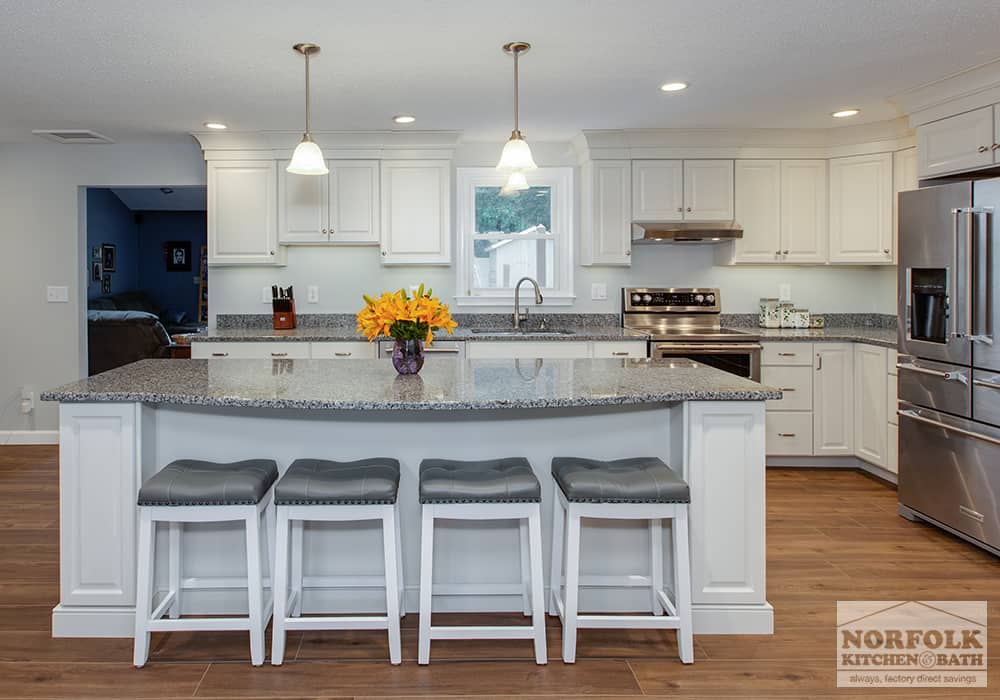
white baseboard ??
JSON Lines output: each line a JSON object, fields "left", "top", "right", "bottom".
{"left": 0, "top": 430, "right": 58, "bottom": 445}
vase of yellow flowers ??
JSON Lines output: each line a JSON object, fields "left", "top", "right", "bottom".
{"left": 356, "top": 285, "right": 457, "bottom": 375}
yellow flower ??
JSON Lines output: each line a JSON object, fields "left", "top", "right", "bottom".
{"left": 356, "top": 286, "right": 457, "bottom": 344}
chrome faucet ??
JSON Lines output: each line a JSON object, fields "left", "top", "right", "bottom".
{"left": 513, "top": 277, "right": 544, "bottom": 330}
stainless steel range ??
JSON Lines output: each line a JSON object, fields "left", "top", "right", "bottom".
{"left": 622, "top": 287, "right": 761, "bottom": 381}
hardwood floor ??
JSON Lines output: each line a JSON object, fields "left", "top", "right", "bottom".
{"left": 1, "top": 446, "right": 998, "bottom": 698}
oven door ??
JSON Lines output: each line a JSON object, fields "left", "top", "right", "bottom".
{"left": 653, "top": 342, "right": 761, "bottom": 382}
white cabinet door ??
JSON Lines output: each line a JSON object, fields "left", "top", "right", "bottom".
{"left": 310, "top": 342, "right": 378, "bottom": 359}
{"left": 892, "top": 148, "right": 918, "bottom": 265}
{"left": 781, "top": 159, "right": 828, "bottom": 263}
{"left": 590, "top": 340, "right": 647, "bottom": 358}
{"left": 916, "top": 106, "right": 994, "bottom": 178}
{"left": 683, "top": 160, "right": 734, "bottom": 221}
{"left": 762, "top": 365, "right": 813, "bottom": 411}
{"left": 278, "top": 162, "right": 328, "bottom": 244}
{"left": 766, "top": 412, "right": 814, "bottom": 456}
{"left": 813, "top": 343, "right": 854, "bottom": 456}
{"left": 828, "top": 153, "right": 893, "bottom": 264}
{"left": 208, "top": 161, "right": 279, "bottom": 265}
{"left": 191, "top": 341, "right": 310, "bottom": 359}
{"left": 329, "top": 160, "right": 379, "bottom": 244}
{"left": 632, "top": 160, "right": 683, "bottom": 221}
{"left": 380, "top": 160, "right": 451, "bottom": 265}
{"left": 581, "top": 160, "right": 632, "bottom": 265}
{"left": 732, "top": 160, "right": 782, "bottom": 263}
{"left": 466, "top": 341, "right": 590, "bottom": 359}
{"left": 854, "top": 344, "right": 888, "bottom": 467}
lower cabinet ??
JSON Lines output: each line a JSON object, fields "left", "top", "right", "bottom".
{"left": 466, "top": 340, "right": 645, "bottom": 360}
{"left": 854, "top": 344, "right": 888, "bottom": 467}
{"left": 765, "top": 412, "right": 813, "bottom": 456}
{"left": 191, "top": 342, "right": 310, "bottom": 359}
{"left": 813, "top": 343, "right": 854, "bottom": 456}
{"left": 310, "top": 342, "right": 378, "bottom": 360}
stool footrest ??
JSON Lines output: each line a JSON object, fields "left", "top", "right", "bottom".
{"left": 429, "top": 625, "right": 537, "bottom": 640}
{"left": 146, "top": 617, "right": 254, "bottom": 633}
{"left": 282, "top": 615, "right": 390, "bottom": 631}
{"left": 432, "top": 582, "right": 524, "bottom": 596}
{"left": 576, "top": 614, "right": 682, "bottom": 630}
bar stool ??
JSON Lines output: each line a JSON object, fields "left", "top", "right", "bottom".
{"left": 270, "top": 458, "right": 403, "bottom": 665}
{"left": 417, "top": 457, "right": 547, "bottom": 665}
{"left": 549, "top": 457, "right": 693, "bottom": 664}
{"left": 133, "top": 459, "right": 278, "bottom": 667}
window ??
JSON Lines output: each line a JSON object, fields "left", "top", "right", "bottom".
{"left": 456, "top": 167, "right": 574, "bottom": 305}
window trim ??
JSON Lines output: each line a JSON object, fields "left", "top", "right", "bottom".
{"left": 454, "top": 166, "right": 575, "bottom": 307}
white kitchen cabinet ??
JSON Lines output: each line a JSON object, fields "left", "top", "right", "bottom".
{"left": 916, "top": 106, "right": 995, "bottom": 178}
{"left": 887, "top": 423, "right": 899, "bottom": 475}
{"left": 280, "top": 160, "right": 380, "bottom": 245}
{"left": 854, "top": 344, "right": 888, "bottom": 467}
{"left": 762, "top": 365, "right": 813, "bottom": 411}
{"left": 683, "top": 160, "right": 734, "bottom": 221}
{"left": 892, "top": 148, "right": 918, "bottom": 264}
{"left": 765, "top": 412, "right": 814, "bottom": 456}
{"left": 762, "top": 342, "right": 813, "bottom": 366}
{"left": 781, "top": 160, "right": 828, "bottom": 263}
{"left": 191, "top": 342, "right": 311, "bottom": 360}
{"left": 732, "top": 160, "right": 782, "bottom": 263}
{"left": 379, "top": 160, "right": 451, "bottom": 265}
{"left": 828, "top": 153, "right": 893, "bottom": 264}
{"left": 590, "top": 340, "right": 647, "bottom": 358}
{"left": 466, "top": 341, "right": 590, "bottom": 360}
{"left": 581, "top": 160, "right": 632, "bottom": 265}
{"left": 311, "top": 342, "right": 378, "bottom": 359}
{"left": 813, "top": 343, "right": 854, "bottom": 456}
{"left": 207, "top": 161, "right": 279, "bottom": 265}
{"left": 632, "top": 160, "right": 683, "bottom": 221}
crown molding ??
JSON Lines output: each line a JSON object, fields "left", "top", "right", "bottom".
{"left": 192, "top": 130, "right": 462, "bottom": 161}
{"left": 890, "top": 58, "right": 1000, "bottom": 127}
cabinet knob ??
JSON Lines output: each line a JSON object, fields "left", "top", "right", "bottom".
{"left": 686, "top": 207, "right": 692, "bottom": 212}
{"left": 782, "top": 250, "right": 789, "bottom": 255}
{"left": 381, "top": 251, "right": 387, "bottom": 256}
{"left": 625, "top": 250, "right": 631, "bottom": 256}
{"left": 269, "top": 250, "right": 275, "bottom": 255}
{"left": 322, "top": 228, "right": 328, "bottom": 234}
{"left": 677, "top": 207, "right": 683, "bottom": 213}
{"left": 882, "top": 248, "right": 890, "bottom": 255}
{"left": 979, "top": 145, "right": 990, "bottom": 153}
{"left": 993, "top": 144, "right": 1000, "bottom": 151}
{"left": 775, "top": 251, "right": 781, "bottom": 257}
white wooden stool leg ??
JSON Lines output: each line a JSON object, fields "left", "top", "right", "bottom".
{"left": 394, "top": 502, "right": 405, "bottom": 617}
{"left": 417, "top": 505, "right": 434, "bottom": 665}
{"left": 528, "top": 506, "right": 548, "bottom": 664}
{"left": 382, "top": 508, "right": 402, "bottom": 665}
{"left": 649, "top": 518, "right": 664, "bottom": 616}
{"left": 548, "top": 493, "right": 564, "bottom": 616}
{"left": 561, "top": 508, "right": 581, "bottom": 664}
{"left": 519, "top": 518, "right": 531, "bottom": 616}
{"left": 245, "top": 511, "right": 265, "bottom": 666}
{"left": 167, "top": 521, "right": 181, "bottom": 619}
{"left": 132, "top": 509, "right": 155, "bottom": 668}
{"left": 290, "top": 519, "right": 304, "bottom": 617}
{"left": 264, "top": 500, "right": 276, "bottom": 590}
{"left": 673, "top": 509, "right": 694, "bottom": 664}
{"left": 270, "top": 508, "right": 290, "bottom": 666}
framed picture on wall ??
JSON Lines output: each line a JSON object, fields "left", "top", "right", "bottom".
{"left": 91, "top": 262, "right": 101, "bottom": 282}
{"left": 101, "top": 273, "right": 112, "bottom": 294}
{"left": 164, "top": 241, "right": 191, "bottom": 272}
{"left": 101, "top": 244, "right": 117, "bottom": 272}
{"left": 91, "top": 246, "right": 101, "bottom": 262}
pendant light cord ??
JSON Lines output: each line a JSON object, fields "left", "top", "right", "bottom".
{"left": 512, "top": 48, "right": 519, "bottom": 135}
{"left": 304, "top": 50, "right": 312, "bottom": 136}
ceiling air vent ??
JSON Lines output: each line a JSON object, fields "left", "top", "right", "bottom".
{"left": 31, "top": 129, "right": 115, "bottom": 144}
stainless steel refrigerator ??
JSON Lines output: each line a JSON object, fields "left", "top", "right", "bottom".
{"left": 897, "top": 178, "right": 1000, "bottom": 555}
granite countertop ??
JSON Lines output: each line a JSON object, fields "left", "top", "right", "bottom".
{"left": 41, "top": 358, "right": 780, "bottom": 411}
{"left": 757, "top": 326, "right": 897, "bottom": 349}
{"left": 193, "top": 325, "right": 648, "bottom": 343}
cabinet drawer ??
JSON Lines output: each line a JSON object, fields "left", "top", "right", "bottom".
{"left": 467, "top": 341, "right": 590, "bottom": 360}
{"left": 591, "top": 341, "right": 647, "bottom": 358}
{"left": 192, "top": 342, "right": 310, "bottom": 359}
{"left": 761, "top": 365, "right": 813, "bottom": 411}
{"left": 766, "top": 412, "right": 814, "bottom": 456}
{"left": 887, "top": 374, "right": 898, "bottom": 426}
{"left": 311, "top": 342, "right": 377, "bottom": 359}
{"left": 762, "top": 342, "right": 814, "bottom": 366}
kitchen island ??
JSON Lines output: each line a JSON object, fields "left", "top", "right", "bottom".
{"left": 43, "top": 358, "right": 777, "bottom": 638}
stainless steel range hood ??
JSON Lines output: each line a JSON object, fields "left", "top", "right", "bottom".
{"left": 631, "top": 221, "right": 743, "bottom": 244}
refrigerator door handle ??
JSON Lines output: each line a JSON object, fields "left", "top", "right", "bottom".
{"left": 896, "top": 362, "right": 969, "bottom": 385}
{"left": 898, "top": 409, "right": 1000, "bottom": 447}
{"left": 973, "top": 378, "right": 1000, "bottom": 391}
{"left": 970, "top": 209, "right": 994, "bottom": 345}
{"left": 951, "top": 208, "right": 963, "bottom": 340}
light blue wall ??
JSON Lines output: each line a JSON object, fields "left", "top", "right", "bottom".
{"left": 86, "top": 188, "right": 137, "bottom": 298}
{"left": 136, "top": 211, "right": 206, "bottom": 322}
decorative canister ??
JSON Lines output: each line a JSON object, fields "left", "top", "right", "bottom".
{"left": 759, "top": 298, "right": 780, "bottom": 328}
{"left": 789, "top": 309, "right": 811, "bottom": 329}
{"left": 778, "top": 303, "right": 796, "bottom": 328}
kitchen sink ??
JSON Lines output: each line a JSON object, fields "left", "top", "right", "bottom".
{"left": 469, "top": 328, "right": 576, "bottom": 336}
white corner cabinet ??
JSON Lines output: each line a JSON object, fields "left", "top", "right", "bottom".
{"left": 278, "top": 160, "right": 380, "bottom": 245}
{"left": 379, "top": 160, "right": 451, "bottom": 265}
{"left": 207, "top": 161, "right": 280, "bottom": 265}
{"left": 916, "top": 104, "right": 1000, "bottom": 179}
{"left": 828, "top": 153, "right": 894, "bottom": 264}
{"left": 632, "top": 160, "right": 734, "bottom": 222}
{"left": 580, "top": 160, "right": 632, "bottom": 265}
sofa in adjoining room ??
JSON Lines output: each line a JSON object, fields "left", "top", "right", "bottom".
{"left": 87, "top": 310, "right": 172, "bottom": 375}
{"left": 87, "top": 290, "right": 203, "bottom": 336}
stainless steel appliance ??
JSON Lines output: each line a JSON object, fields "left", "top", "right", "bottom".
{"left": 897, "top": 178, "right": 1000, "bottom": 555}
{"left": 621, "top": 287, "right": 761, "bottom": 381}
{"left": 631, "top": 221, "right": 743, "bottom": 244}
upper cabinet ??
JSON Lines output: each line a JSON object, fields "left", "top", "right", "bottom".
{"left": 631, "top": 160, "right": 733, "bottom": 222}
{"left": 732, "top": 160, "right": 782, "bottom": 263}
{"left": 781, "top": 160, "right": 828, "bottom": 264}
{"left": 581, "top": 160, "right": 632, "bottom": 266}
{"left": 207, "top": 161, "right": 280, "bottom": 265}
{"left": 916, "top": 106, "right": 996, "bottom": 178}
{"left": 379, "top": 160, "right": 451, "bottom": 265}
{"left": 278, "top": 160, "right": 380, "bottom": 245}
{"left": 828, "top": 153, "right": 893, "bottom": 264}
{"left": 892, "top": 148, "right": 918, "bottom": 264}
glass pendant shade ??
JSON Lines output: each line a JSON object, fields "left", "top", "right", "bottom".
{"left": 501, "top": 170, "right": 530, "bottom": 196}
{"left": 287, "top": 137, "right": 329, "bottom": 175}
{"left": 496, "top": 133, "right": 538, "bottom": 172}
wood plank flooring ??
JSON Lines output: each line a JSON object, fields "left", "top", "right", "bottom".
{"left": 1, "top": 446, "right": 998, "bottom": 698}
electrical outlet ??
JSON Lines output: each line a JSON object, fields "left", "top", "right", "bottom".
{"left": 307, "top": 285, "right": 319, "bottom": 303}
{"left": 591, "top": 282, "right": 608, "bottom": 300}
{"left": 261, "top": 286, "right": 272, "bottom": 304}
{"left": 46, "top": 286, "right": 69, "bottom": 302}
{"left": 20, "top": 387, "right": 34, "bottom": 414}
{"left": 778, "top": 283, "right": 792, "bottom": 301}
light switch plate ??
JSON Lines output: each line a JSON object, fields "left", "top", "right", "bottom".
{"left": 261, "top": 286, "right": 271, "bottom": 304}
{"left": 46, "top": 286, "right": 69, "bottom": 302}
{"left": 591, "top": 282, "right": 608, "bottom": 300}
{"left": 778, "top": 283, "right": 792, "bottom": 301}
{"left": 307, "top": 285, "right": 319, "bottom": 303}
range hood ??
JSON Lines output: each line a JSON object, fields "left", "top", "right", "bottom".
{"left": 631, "top": 221, "right": 743, "bottom": 244}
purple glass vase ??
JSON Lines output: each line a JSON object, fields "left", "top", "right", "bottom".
{"left": 391, "top": 339, "right": 424, "bottom": 375}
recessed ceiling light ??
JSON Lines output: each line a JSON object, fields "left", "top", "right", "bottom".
{"left": 393, "top": 115, "right": 416, "bottom": 124}
{"left": 203, "top": 122, "right": 228, "bottom": 130}
{"left": 659, "top": 82, "right": 688, "bottom": 92}
{"left": 831, "top": 109, "right": 860, "bottom": 119}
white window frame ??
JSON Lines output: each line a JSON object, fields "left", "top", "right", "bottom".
{"left": 455, "top": 166, "right": 575, "bottom": 306}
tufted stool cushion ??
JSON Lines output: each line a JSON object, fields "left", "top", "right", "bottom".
{"left": 419, "top": 457, "right": 541, "bottom": 504}
{"left": 551, "top": 457, "right": 690, "bottom": 504}
{"left": 275, "top": 458, "right": 400, "bottom": 505}
{"left": 138, "top": 459, "right": 278, "bottom": 507}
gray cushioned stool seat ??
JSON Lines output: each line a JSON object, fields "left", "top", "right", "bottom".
{"left": 275, "top": 458, "right": 400, "bottom": 505}
{"left": 419, "top": 457, "right": 541, "bottom": 504}
{"left": 138, "top": 459, "right": 278, "bottom": 507}
{"left": 552, "top": 457, "right": 690, "bottom": 504}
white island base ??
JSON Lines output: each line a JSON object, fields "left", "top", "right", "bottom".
{"left": 54, "top": 399, "right": 770, "bottom": 638}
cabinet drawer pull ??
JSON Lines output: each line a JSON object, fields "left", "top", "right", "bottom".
{"left": 334, "top": 352, "right": 352, "bottom": 357}
{"left": 211, "top": 352, "right": 229, "bottom": 357}
{"left": 779, "top": 387, "right": 796, "bottom": 391}
{"left": 979, "top": 145, "right": 989, "bottom": 153}
{"left": 777, "top": 433, "right": 797, "bottom": 438}
{"left": 270, "top": 352, "right": 289, "bottom": 357}
{"left": 777, "top": 352, "right": 797, "bottom": 357}
{"left": 611, "top": 351, "right": 630, "bottom": 356}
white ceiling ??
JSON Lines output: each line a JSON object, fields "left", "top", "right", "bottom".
{"left": 3, "top": 0, "right": 1000, "bottom": 145}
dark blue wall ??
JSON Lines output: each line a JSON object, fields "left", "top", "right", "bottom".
{"left": 136, "top": 211, "right": 207, "bottom": 322}
{"left": 86, "top": 189, "right": 137, "bottom": 298}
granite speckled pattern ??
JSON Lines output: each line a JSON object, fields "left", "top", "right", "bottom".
{"left": 195, "top": 323, "right": 647, "bottom": 343}
{"left": 757, "top": 327, "right": 898, "bottom": 348}
{"left": 41, "top": 358, "right": 780, "bottom": 411}
{"left": 722, "top": 313, "right": 897, "bottom": 329}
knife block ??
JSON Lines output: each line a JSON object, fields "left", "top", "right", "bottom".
{"left": 272, "top": 300, "right": 296, "bottom": 330}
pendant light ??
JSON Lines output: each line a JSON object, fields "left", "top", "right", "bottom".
{"left": 496, "top": 42, "right": 538, "bottom": 174}
{"left": 500, "top": 170, "right": 529, "bottom": 196}
{"left": 287, "top": 43, "right": 329, "bottom": 176}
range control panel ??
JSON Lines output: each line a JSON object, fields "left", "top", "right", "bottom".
{"left": 622, "top": 287, "right": 720, "bottom": 312}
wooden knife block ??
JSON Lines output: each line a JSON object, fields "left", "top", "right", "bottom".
{"left": 273, "top": 301, "right": 296, "bottom": 330}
